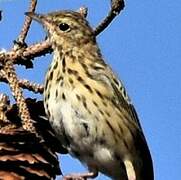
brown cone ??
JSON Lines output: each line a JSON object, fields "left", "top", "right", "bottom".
{"left": 0, "top": 98, "right": 67, "bottom": 180}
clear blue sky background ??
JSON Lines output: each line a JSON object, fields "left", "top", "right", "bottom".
{"left": 0, "top": 1, "right": 180, "bottom": 180}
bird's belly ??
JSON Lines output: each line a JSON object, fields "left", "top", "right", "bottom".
{"left": 45, "top": 88, "right": 122, "bottom": 178}
{"left": 45, "top": 87, "right": 95, "bottom": 148}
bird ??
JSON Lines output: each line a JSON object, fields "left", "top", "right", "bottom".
{"left": 26, "top": 10, "right": 154, "bottom": 180}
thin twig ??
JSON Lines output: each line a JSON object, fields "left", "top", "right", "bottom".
{"left": 94, "top": 0, "right": 125, "bottom": 35}
{"left": 0, "top": 70, "right": 43, "bottom": 94}
{"left": 14, "top": 0, "right": 37, "bottom": 48}
{"left": 0, "top": 40, "right": 52, "bottom": 67}
{"left": 77, "top": 6, "right": 88, "bottom": 18}
{"left": 18, "top": 79, "right": 44, "bottom": 93}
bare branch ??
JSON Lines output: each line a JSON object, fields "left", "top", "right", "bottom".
{"left": 0, "top": 70, "right": 44, "bottom": 94}
{"left": 94, "top": 0, "right": 125, "bottom": 35}
{"left": 77, "top": 6, "right": 88, "bottom": 18}
{"left": 14, "top": 0, "right": 37, "bottom": 48}
{"left": 2, "top": 59, "right": 36, "bottom": 133}
{"left": 0, "top": 40, "right": 52, "bottom": 67}
{"left": 18, "top": 79, "right": 44, "bottom": 94}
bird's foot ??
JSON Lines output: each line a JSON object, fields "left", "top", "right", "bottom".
{"left": 63, "top": 171, "right": 98, "bottom": 180}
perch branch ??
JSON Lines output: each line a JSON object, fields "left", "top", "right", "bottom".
{"left": 0, "top": 40, "right": 52, "bottom": 67}
{"left": 14, "top": 0, "right": 37, "bottom": 49}
{"left": 0, "top": 70, "right": 43, "bottom": 93}
{"left": 94, "top": 0, "right": 125, "bottom": 35}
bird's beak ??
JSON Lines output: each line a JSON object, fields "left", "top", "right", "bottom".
{"left": 25, "top": 12, "right": 45, "bottom": 24}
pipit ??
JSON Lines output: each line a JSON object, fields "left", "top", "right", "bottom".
{"left": 26, "top": 10, "right": 154, "bottom": 180}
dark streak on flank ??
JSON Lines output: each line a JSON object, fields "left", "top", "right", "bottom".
{"left": 76, "top": 94, "right": 81, "bottom": 101}
{"left": 55, "top": 89, "right": 58, "bottom": 98}
{"left": 62, "top": 57, "right": 66, "bottom": 73}
{"left": 82, "top": 98, "right": 87, "bottom": 109}
{"left": 44, "top": 80, "right": 48, "bottom": 90}
{"left": 67, "top": 68, "right": 79, "bottom": 75}
{"left": 47, "top": 108, "right": 50, "bottom": 117}
{"left": 49, "top": 71, "right": 53, "bottom": 81}
{"left": 69, "top": 78, "right": 73, "bottom": 84}
{"left": 95, "top": 89, "right": 104, "bottom": 99}
{"left": 99, "top": 109, "right": 104, "bottom": 115}
{"left": 56, "top": 75, "right": 63, "bottom": 82}
{"left": 53, "top": 60, "right": 58, "bottom": 69}
{"left": 102, "top": 101, "right": 108, "bottom": 107}
{"left": 82, "top": 122, "right": 89, "bottom": 136}
{"left": 93, "top": 100, "right": 98, "bottom": 107}
{"left": 77, "top": 76, "right": 84, "bottom": 82}
{"left": 106, "top": 119, "right": 115, "bottom": 134}
{"left": 91, "top": 64, "right": 105, "bottom": 71}
{"left": 118, "top": 122, "right": 124, "bottom": 134}
{"left": 113, "top": 78, "right": 120, "bottom": 86}
{"left": 105, "top": 111, "right": 111, "bottom": 117}
{"left": 62, "top": 93, "right": 66, "bottom": 100}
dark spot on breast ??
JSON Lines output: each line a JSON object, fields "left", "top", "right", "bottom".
{"left": 95, "top": 89, "right": 104, "bottom": 99}
{"left": 113, "top": 78, "right": 119, "bottom": 86}
{"left": 99, "top": 109, "right": 104, "bottom": 115}
{"left": 44, "top": 80, "right": 48, "bottom": 90}
{"left": 102, "top": 101, "right": 108, "bottom": 107}
{"left": 93, "top": 101, "right": 98, "bottom": 107}
{"left": 99, "top": 138, "right": 106, "bottom": 145}
{"left": 55, "top": 89, "right": 58, "bottom": 98}
{"left": 56, "top": 75, "right": 63, "bottom": 83}
{"left": 83, "top": 101, "right": 87, "bottom": 109}
{"left": 67, "top": 68, "right": 78, "bottom": 75}
{"left": 69, "top": 78, "right": 73, "bottom": 84}
{"left": 53, "top": 61, "right": 58, "bottom": 69}
{"left": 49, "top": 71, "right": 53, "bottom": 81}
{"left": 82, "top": 122, "right": 89, "bottom": 136}
{"left": 118, "top": 123, "right": 124, "bottom": 134}
{"left": 77, "top": 76, "right": 84, "bottom": 82}
{"left": 62, "top": 57, "right": 66, "bottom": 73}
{"left": 76, "top": 94, "right": 81, "bottom": 101}
{"left": 106, "top": 119, "right": 115, "bottom": 134}
{"left": 84, "top": 84, "right": 93, "bottom": 93}
{"left": 62, "top": 93, "right": 66, "bottom": 100}
{"left": 105, "top": 111, "right": 111, "bottom": 117}
{"left": 47, "top": 108, "right": 50, "bottom": 117}
{"left": 122, "top": 88, "right": 127, "bottom": 98}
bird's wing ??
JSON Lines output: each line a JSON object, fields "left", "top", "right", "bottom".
{"left": 101, "top": 65, "right": 142, "bottom": 130}
{"left": 109, "top": 72, "right": 142, "bottom": 130}
{"left": 88, "top": 62, "right": 142, "bottom": 130}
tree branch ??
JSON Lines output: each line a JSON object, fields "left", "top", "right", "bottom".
{"left": 14, "top": 0, "right": 37, "bottom": 49}
{"left": 94, "top": 0, "right": 125, "bottom": 35}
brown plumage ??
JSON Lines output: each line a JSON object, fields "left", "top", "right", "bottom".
{"left": 26, "top": 10, "right": 154, "bottom": 180}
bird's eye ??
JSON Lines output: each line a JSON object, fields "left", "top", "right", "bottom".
{"left": 59, "top": 23, "right": 70, "bottom": 31}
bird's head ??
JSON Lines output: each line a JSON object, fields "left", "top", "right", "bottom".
{"left": 25, "top": 11, "right": 96, "bottom": 49}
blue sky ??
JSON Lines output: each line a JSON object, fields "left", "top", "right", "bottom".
{"left": 0, "top": 1, "right": 180, "bottom": 179}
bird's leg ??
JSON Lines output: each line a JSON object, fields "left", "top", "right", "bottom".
{"left": 63, "top": 171, "right": 98, "bottom": 180}
{"left": 124, "top": 160, "right": 136, "bottom": 180}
